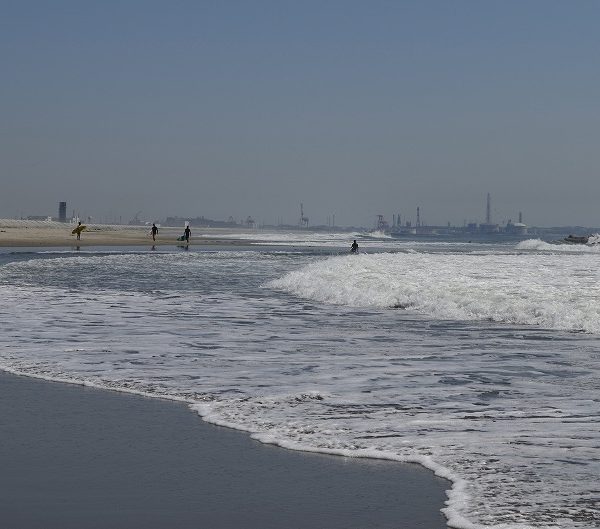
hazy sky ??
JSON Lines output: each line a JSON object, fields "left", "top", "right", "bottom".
{"left": 2, "top": 1, "right": 600, "bottom": 227}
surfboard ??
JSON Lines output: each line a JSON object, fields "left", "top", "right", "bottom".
{"left": 71, "top": 225, "right": 86, "bottom": 235}
{"left": 177, "top": 235, "right": 186, "bottom": 241}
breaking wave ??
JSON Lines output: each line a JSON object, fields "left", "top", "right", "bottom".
{"left": 516, "top": 238, "right": 600, "bottom": 253}
{"left": 269, "top": 252, "right": 600, "bottom": 333}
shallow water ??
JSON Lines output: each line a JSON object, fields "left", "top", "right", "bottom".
{"left": 1, "top": 234, "right": 599, "bottom": 529}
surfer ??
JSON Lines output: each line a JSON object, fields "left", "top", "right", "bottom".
{"left": 151, "top": 223, "right": 158, "bottom": 241}
{"left": 350, "top": 240, "right": 358, "bottom": 253}
{"left": 184, "top": 225, "right": 191, "bottom": 244}
{"left": 76, "top": 221, "right": 82, "bottom": 241}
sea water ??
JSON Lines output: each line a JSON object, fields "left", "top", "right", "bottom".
{"left": 1, "top": 232, "right": 599, "bottom": 529}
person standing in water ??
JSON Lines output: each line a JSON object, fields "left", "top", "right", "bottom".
{"left": 184, "top": 224, "right": 191, "bottom": 244}
{"left": 350, "top": 240, "right": 359, "bottom": 253}
{"left": 76, "top": 221, "right": 82, "bottom": 241}
{"left": 151, "top": 223, "right": 158, "bottom": 241}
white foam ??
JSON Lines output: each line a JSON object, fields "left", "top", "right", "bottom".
{"left": 516, "top": 238, "right": 600, "bottom": 253}
{"left": 269, "top": 252, "right": 600, "bottom": 333}
{"left": 1, "top": 247, "right": 599, "bottom": 528}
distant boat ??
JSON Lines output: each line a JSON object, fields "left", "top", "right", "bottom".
{"left": 563, "top": 234, "right": 600, "bottom": 245}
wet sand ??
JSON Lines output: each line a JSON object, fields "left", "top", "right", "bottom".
{"left": 0, "top": 231, "right": 451, "bottom": 527}
{"left": 0, "top": 371, "right": 450, "bottom": 529}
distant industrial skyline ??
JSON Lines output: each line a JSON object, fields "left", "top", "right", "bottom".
{"left": 2, "top": 2, "right": 600, "bottom": 227}
{"left": 10, "top": 193, "right": 599, "bottom": 230}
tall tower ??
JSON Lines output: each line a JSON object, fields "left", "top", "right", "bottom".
{"left": 58, "top": 202, "right": 67, "bottom": 222}
{"left": 519, "top": 211, "right": 523, "bottom": 224}
{"left": 486, "top": 193, "right": 491, "bottom": 224}
{"left": 416, "top": 206, "right": 421, "bottom": 227}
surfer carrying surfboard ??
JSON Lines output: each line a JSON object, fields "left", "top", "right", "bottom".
{"left": 75, "top": 222, "right": 83, "bottom": 240}
{"left": 184, "top": 225, "right": 191, "bottom": 244}
{"left": 350, "top": 240, "right": 358, "bottom": 253}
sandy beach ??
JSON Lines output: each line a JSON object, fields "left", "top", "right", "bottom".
{"left": 0, "top": 371, "right": 450, "bottom": 529}
{"left": 0, "top": 220, "right": 254, "bottom": 247}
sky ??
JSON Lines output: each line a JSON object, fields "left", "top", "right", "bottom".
{"left": 2, "top": 1, "right": 600, "bottom": 228}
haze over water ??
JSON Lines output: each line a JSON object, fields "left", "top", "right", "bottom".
{"left": 1, "top": 231, "right": 599, "bottom": 528}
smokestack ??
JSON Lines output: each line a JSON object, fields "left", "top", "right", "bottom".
{"left": 486, "top": 193, "right": 491, "bottom": 224}
{"left": 416, "top": 206, "right": 421, "bottom": 227}
{"left": 519, "top": 211, "right": 523, "bottom": 223}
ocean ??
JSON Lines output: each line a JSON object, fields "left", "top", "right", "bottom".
{"left": 1, "top": 231, "right": 599, "bottom": 528}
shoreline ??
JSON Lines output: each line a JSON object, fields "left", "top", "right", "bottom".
{"left": 1, "top": 231, "right": 453, "bottom": 527}
{"left": 0, "top": 369, "right": 450, "bottom": 528}
{"left": 0, "top": 224, "right": 256, "bottom": 247}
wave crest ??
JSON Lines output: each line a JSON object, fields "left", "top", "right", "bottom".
{"left": 516, "top": 238, "right": 600, "bottom": 252}
{"left": 269, "top": 253, "right": 600, "bottom": 333}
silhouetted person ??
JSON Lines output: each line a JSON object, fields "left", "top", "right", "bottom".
{"left": 76, "top": 221, "right": 82, "bottom": 241}
{"left": 350, "top": 240, "right": 358, "bottom": 253}
{"left": 151, "top": 223, "right": 158, "bottom": 241}
{"left": 184, "top": 225, "right": 191, "bottom": 244}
